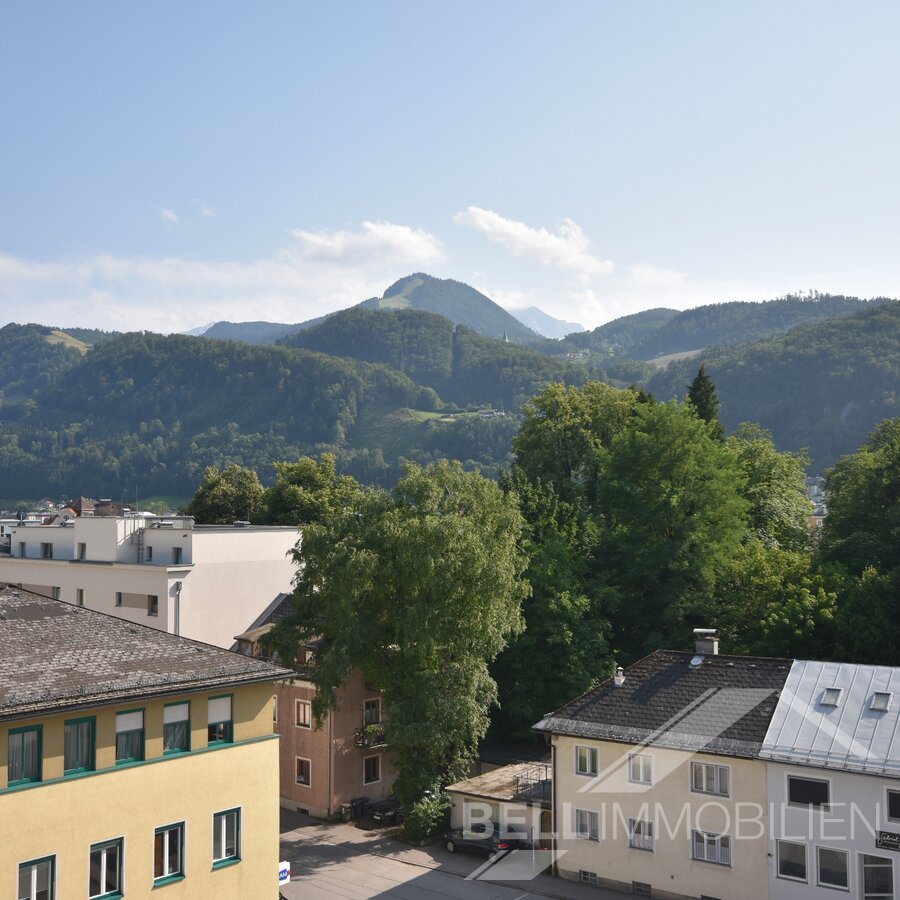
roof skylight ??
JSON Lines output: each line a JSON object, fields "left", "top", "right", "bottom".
{"left": 820, "top": 687, "right": 842, "bottom": 707}
{"left": 871, "top": 692, "right": 893, "bottom": 712}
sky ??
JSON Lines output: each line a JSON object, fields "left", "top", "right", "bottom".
{"left": 1, "top": 1, "right": 899, "bottom": 335}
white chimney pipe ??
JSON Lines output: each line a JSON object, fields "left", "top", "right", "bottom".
{"left": 693, "top": 628, "right": 719, "bottom": 655}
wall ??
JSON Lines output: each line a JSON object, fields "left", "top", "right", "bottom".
{"left": 0, "top": 682, "right": 280, "bottom": 899}
{"left": 766, "top": 761, "right": 900, "bottom": 899}
{"left": 553, "top": 735, "right": 771, "bottom": 900}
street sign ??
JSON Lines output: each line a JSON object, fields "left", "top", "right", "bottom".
{"left": 279, "top": 860, "right": 291, "bottom": 885}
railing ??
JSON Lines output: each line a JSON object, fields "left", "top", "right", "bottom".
{"left": 353, "top": 724, "right": 387, "bottom": 748}
{"left": 513, "top": 763, "right": 552, "bottom": 803}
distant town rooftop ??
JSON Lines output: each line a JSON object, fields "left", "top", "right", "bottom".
{"left": 0, "top": 584, "right": 292, "bottom": 723}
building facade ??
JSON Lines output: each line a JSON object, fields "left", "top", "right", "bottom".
{"left": 0, "top": 514, "right": 297, "bottom": 648}
{"left": 1, "top": 584, "right": 292, "bottom": 900}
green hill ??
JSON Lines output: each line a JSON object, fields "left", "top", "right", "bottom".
{"left": 646, "top": 301, "right": 900, "bottom": 469}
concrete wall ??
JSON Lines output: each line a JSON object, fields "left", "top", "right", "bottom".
{"left": 766, "top": 761, "right": 900, "bottom": 899}
{"left": 0, "top": 681, "right": 280, "bottom": 899}
{"left": 552, "top": 735, "right": 771, "bottom": 900}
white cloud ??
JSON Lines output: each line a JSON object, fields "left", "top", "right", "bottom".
{"left": 159, "top": 208, "right": 180, "bottom": 226}
{"left": 454, "top": 206, "right": 614, "bottom": 280}
{"left": 191, "top": 198, "right": 217, "bottom": 218}
{"left": 287, "top": 220, "right": 444, "bottom": 267}
{"left": 0, "top": 220, "right": 445, "bottom": 333}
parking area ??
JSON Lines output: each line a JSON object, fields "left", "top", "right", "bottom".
{"left": 278, "top": 810, "right": 630, "bottom": 900}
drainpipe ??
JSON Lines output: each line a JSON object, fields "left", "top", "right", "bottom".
{"left": 173, "top": 581, "right": 182, "bottom": 636}
{"left": 328, "top": 710, "right": 334, "bottom": 818}
{"left": 551, "top": 738, "right": 558, "bottom": 876}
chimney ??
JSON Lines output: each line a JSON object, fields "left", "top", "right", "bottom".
{"left": 613, "top": 666, "right": 625, "bottom": 687}
{"left": 693, "top": 628, "right": 719, "bottom": 655}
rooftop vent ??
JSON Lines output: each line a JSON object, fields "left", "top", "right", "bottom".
{"left": 613, "top": 666, "right": 625, "bottom": 687}
{"left": 693, "top": 628, "right": 719, "bottom": 656}
{"left": 820, "top": 687, "right": 842, "bottom": 707}
{"left": 871, "top": 692, "right": 893, "bottom": 712}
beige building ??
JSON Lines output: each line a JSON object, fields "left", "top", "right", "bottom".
{"left": 535, "top": 632, "right": 792, "bottom": 900}
{"left": 0, "top": 584, "right": 292, "bottom": 900}
{"left": 236, "top": 609, "right": 398, "bottom": 819}
{"left": 0, "top": 514, "right": 297, "bottom": 648}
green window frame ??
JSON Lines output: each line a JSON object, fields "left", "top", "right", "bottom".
{"left": 163, "top": 701, "right": 190, "bottom": 755}
{"left": 8, "top": 725, "right": 42, "bottom": 786}
{"left": 153, "top": 821, "right": 185, "bottom": 886}
{"left": 63, "top": 716, "right": 95, "bottom": 775}
{"left": 115, "top": 709, "right": 144, "bottom": 765}
{"left": 207, "top": 694, "right": 233, "bottom": 746}
{"left": 212, "top": 808, "right": 241, "bottom": 868}
{"left": 17, "top": 854, "right": 54, "bottom": 900}
{"left": 89, "top": 837, "right": 123, "bottom": 899}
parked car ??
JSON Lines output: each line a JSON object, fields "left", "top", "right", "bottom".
{"left": 369, "top": 797, "right": 403, "bottom": 825}
{"left": 442, "top": 821, "right": 528, "bottom": 857}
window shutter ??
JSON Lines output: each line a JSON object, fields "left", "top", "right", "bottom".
{"left": 164, "top": 703, "right": 189, "bottom": 724}
{"left": 116, "top": 710, "right": 143, "bottom": 733}
{"left": 208, "top": 696, "right": 232, "bottom": 724}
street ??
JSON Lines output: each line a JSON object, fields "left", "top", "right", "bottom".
{"left": 278, "top": 811, "right": 631, "bottom": 900}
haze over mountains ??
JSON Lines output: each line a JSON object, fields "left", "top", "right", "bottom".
{"left": 0, "top": 272, "right": 897, "bottom": 500}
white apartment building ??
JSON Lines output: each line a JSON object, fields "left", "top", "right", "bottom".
{"left": 761, "top": 659, "right": 900, "bottom": 900}
{"left": 0, "top": 514, "right": 298, "bottom": 648}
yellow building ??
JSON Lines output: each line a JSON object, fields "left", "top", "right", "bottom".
{"left": 0, "top": 584, "right": 291, "bottom": 900}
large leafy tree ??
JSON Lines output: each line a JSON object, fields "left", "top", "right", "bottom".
{"left": 265, "top": 461, "right": 529, "bottom": 805}
{"left": 256, "top": 453, "right": 360, "bottom": 526}
{"left": 183, "top": 464, "right": 264, "bottom": 524}
{"left": 596, "top": 400, "right": 748, "bottom": 659}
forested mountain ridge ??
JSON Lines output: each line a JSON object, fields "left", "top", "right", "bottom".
{"left": 280, "top": 306, "right": 588, "bottom": 409}
{"left": 647, "top": 301, "right": 900, "bottom": 468}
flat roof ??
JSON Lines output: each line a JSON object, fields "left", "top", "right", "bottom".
{"left": 0, "top": 584, "right": 293, "bottom": 722}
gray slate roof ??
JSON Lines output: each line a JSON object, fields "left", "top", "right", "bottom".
{"left": 760, "top": 659, "right": 900, "bottom": 778}
{"left": 0, "top": 584, "right": 293, "bottom": 723}
{"left": 534, "top": 650, "right": 792, "bottom": 759}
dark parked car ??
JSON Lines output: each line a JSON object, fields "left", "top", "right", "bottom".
{"left": 370, "top": 797, "right": 403, "bottom": 825}
{"left": 442, "top": 822, "right": 527, "bottom": 857}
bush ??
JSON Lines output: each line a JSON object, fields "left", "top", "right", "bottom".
{"left": 399, "top": 788, "right": 450, "bottom": 844}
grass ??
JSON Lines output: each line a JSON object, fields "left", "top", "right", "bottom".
{"left": 44, "top": 330, "right": 90, "bottom": 354}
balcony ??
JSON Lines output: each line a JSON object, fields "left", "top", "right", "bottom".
{"left": 513, "top": 763, "right": 552, "bottom": 804}
{"left": 354, "top": 723, "right": 387, "bottom": 749}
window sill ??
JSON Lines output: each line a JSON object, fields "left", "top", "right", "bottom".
{"left": 207, "top": 740, "right": 233, "bottom": 748}
{"left": 163, "top": 748, "right": 190, "bottom": 757}
{"left": 152, "top": 874, "right": 185, "bottom": 889}
{"left": 212, "top": 857, "right": 241, "bottom": 870}
{"left": 64, "top": 767, "right": 95, "bottom": 778}
{"left": 115, "top": 758, "right": 145, "bottom": 767}
{"left": 91, "top": 892, "right": 123, "bottom": 900}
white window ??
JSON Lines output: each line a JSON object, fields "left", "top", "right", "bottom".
{"left": 40, "top": 542, "right": 53, "bottom": 559}
{"left": 776, "top": 839, "right": 807, "bottom": 881}
{"left": 575, "top": 745, "right": 598, "bottom": 776}
{"left": 153, "top": 822, "right": 184, "bottom": 883}
{"left": 295, "top": 699, "right": 311, "bottom": 728}
{"left": 147, "top": 594, "right": 158, "bottom": 616}
{"left": 115, "top": 591, "right": 123, "bottom": 607}
{"left": 172, "top": 546, "right": 183, "bottom": 564}
{"left": 296, "top": 757, "right": 311, "bottom": 786}
{"left": 213, "top": 808, "right": 241, "bottom": 866}
{"left": 628, "top": 753, "right": 653, "bottom": 784}
{"left": 364, "top": 697, "right": 381, "bottom": 724}
{"left": 580, "top": 870, "right": 599, "bottom": 885}
{"left": 629, "top": 818, "right": 654, "bottom": 851}
{"left": 575, "top": 809, "right": 599, "bottom": 841}
{"left": 788, "top": 775, "right": 829, "bottom": 809}
{"left": 76, "top": 588, "right": 85, "bottom": 607}
{"left": 364, "top": 754, "right": 381, "bottom": 785}
{"left": 163, "top": 702, "right": 190, "bottom": 753}
{"left": 817, "top": 846, "right": 849, "bottom": 890}
{"left": 115, "top": 709, "right": 144, "bottom": 763}
{"left": 77, "top": 542, "right": 87, "bottom": 560}
{"left": 17, "top": 856, "right": 54, "bottom": 900}
{"left": 888, "top": 789, "right": 900, "bottom": 822}
{"left": 207, "top": 695, "right": 232, "bottom": 744}
{"left": 691, "top": 761, "right": 730, "bottom": 797}
{"left": 89, "top": 838, "right": 122, "bottom": 898}
{"left": 692, "top": 830, "right": 731, "bottom": 866}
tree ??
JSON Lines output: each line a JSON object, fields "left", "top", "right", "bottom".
{"left": 596, "top": 400, "right": 748, "bottom": 659}
{"left": 256, "top": 453, "right": 360, "bottom": 526}
{"left": 686, "top": 364, "right": 724, "bottom": 441}
{"left": 728, "top": 423, "right": 812, "bottom": 551}
{"left": 183, "top": 464, "right": 263, "bottom": 524}
{"left": 264, "top": 461, "right": 529, "bottom": 805}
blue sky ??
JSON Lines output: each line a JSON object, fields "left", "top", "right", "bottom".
{"left": 2, "top": 1, "right": 899, "bottom": 333}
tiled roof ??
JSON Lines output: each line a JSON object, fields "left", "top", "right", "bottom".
{"left": 761, "top": 659, "right": 900, "bottom": 778}
{"left": 534, "top": 650, "right": 792, "bottom": 759}
{"left": 0, "top": 584, "right": 293, "bottom": 722}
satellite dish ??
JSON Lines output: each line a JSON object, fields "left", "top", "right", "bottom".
{"left": 690, "top": 655, "right": 704, "bottom": 667}
{"left": 16, "top": 510, "right": 26, "bottom": 522}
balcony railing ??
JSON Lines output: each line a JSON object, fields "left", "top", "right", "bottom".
{"left": 513, "top": 763, "right": 552, "bottom": 803}
{"left": 353, "top": 724, "right": 386, "bottom": 748}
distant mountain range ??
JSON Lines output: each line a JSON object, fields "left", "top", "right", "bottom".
{"left": 1, "top": 280, "right": 898, "bottom": 499}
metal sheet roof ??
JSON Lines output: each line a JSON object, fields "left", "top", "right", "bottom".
{"left": 760, "top": 659, "right": 900, "bottom": 778}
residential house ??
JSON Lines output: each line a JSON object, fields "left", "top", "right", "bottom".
{"left": 0, "top": 514, "right": 297, "bottom": 648}
{"left": 0, "top": 584, "right": 292, "bottom": 899}
{"left": 535, "top": 631, "right": 791, "bottom": 900}
{"left": 761, "top": 659, "right": 900, "bottom": 899}
{"left": 235, "top": 600, "right": 398, "bottom": 819}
